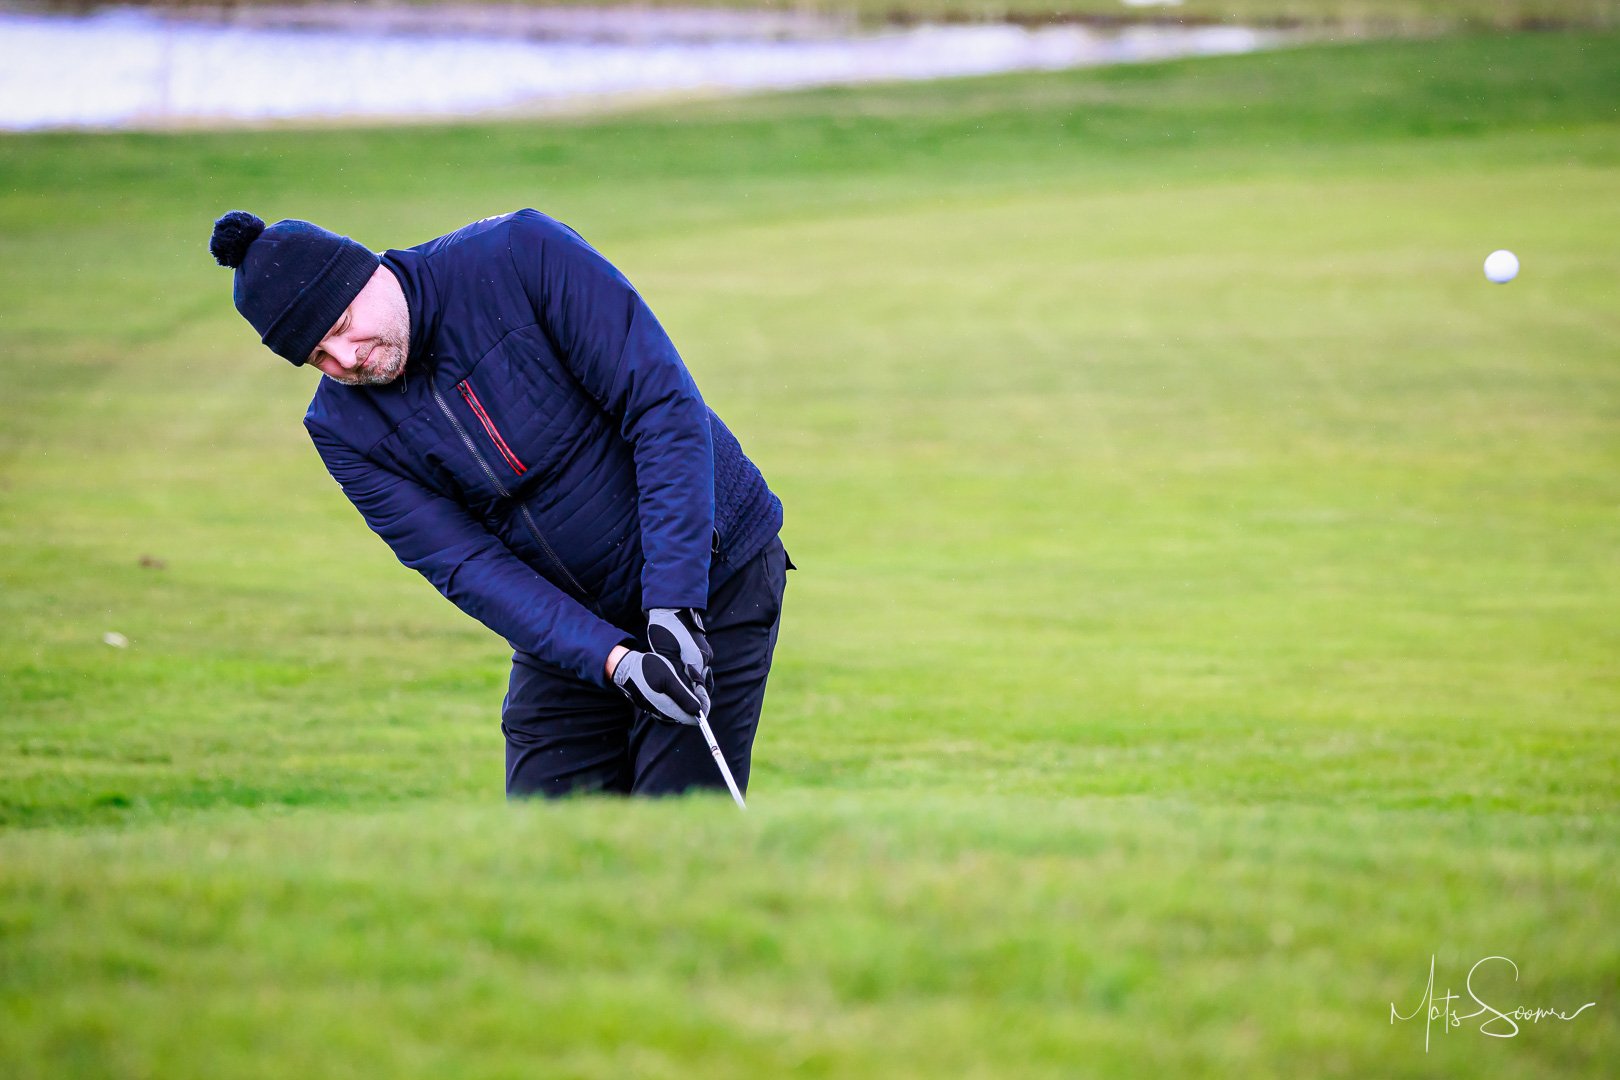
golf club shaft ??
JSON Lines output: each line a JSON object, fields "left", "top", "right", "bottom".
{"left": 696, "top": 712, "right": 746, "bottom": 810}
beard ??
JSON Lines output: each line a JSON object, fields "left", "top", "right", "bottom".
{"left": 348, "top": 343, "right": 405, "bottom": 386}
{"left": 329, "top": 307, "right": 411, "bottom": 387}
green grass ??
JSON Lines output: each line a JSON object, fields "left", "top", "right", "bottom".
{"left": 3, "top": 29, "right": 1619, "bottom": 1078}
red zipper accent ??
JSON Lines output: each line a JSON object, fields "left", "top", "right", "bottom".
{"left": 457, "top": 381, "right": 527, "bottom": 476}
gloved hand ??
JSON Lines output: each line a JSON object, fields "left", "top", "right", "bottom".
{"left": 647, "top": 607, "right": 714, "bottom": 699}
{"left": 612, "top": 649, "right": 708, "bottom": 726}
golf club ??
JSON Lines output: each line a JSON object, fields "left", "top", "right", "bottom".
{"left": 696, "top": 711, "right": 746, "bottom": 810}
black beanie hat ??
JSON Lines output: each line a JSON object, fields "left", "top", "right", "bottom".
{"left": 209, "top": 210, "right": 381, "bottom": 366}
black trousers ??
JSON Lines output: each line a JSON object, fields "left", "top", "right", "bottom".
{"left": 502, "top": 535, "right": 792, "bottom": 799}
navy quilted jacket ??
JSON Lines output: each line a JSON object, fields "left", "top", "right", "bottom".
{"left": 304, "top": 209, "right": 783, "bottom": 687}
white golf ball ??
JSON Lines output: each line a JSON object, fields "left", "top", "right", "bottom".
{"left": 1484, "top": 249, "right": 1519, "bottom": 284}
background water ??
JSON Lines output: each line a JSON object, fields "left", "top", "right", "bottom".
{"left": 0, "top": 5, "right": 1271, "bottom": 129}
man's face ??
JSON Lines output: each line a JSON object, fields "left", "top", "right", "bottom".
{"left": 307, "top": 266, "right": 411, "bottom": 386}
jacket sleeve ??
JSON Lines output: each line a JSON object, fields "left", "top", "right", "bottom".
{"left": 507, "top": 210, "right": 715, "bottom": 612}
{"left": 307, "top": 424, "right": 636, "bottom": 687}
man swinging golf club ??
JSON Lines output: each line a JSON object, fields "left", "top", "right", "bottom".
{"left": 209, "top": 208, "right": 791, "bottom": 804}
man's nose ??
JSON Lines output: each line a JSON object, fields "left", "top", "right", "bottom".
{"left": 331, "top": 340, "right": 360, "bottom": 368}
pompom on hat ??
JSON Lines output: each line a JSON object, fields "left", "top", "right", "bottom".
{"left": 210, "top": 210, "right": 380, "bottom": 366}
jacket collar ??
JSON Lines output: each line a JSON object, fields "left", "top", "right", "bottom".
{"left": 381, "top": 246, "right": 440, "bottom": 366}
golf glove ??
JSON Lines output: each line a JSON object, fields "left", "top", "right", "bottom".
{"left": 612, "top": 649, "right": 709, "bottom": 726}
{"left": 647, "top": 607, "right": 714, "bottom": 697}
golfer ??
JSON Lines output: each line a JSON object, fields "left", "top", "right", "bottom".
{"left": 209, "top": 208, "right": 791, "bottom": 800}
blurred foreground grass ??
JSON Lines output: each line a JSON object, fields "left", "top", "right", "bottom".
{"left": 1, "top": 793, "right": 1610, "bottom": 1076}
{"left": 1, "top": 29, "right": 1618, "bottom": 1078}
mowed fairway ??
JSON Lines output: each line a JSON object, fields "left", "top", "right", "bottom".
{"left": 2, "top": 30, "right": 1618, "bottom": 1078}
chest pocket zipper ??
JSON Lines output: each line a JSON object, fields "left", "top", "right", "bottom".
{"left": 456, "top": 380, "right": 526, "bottom": 476}
{"left": 431, "top": 380, "right": 602, "bottom": 617}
